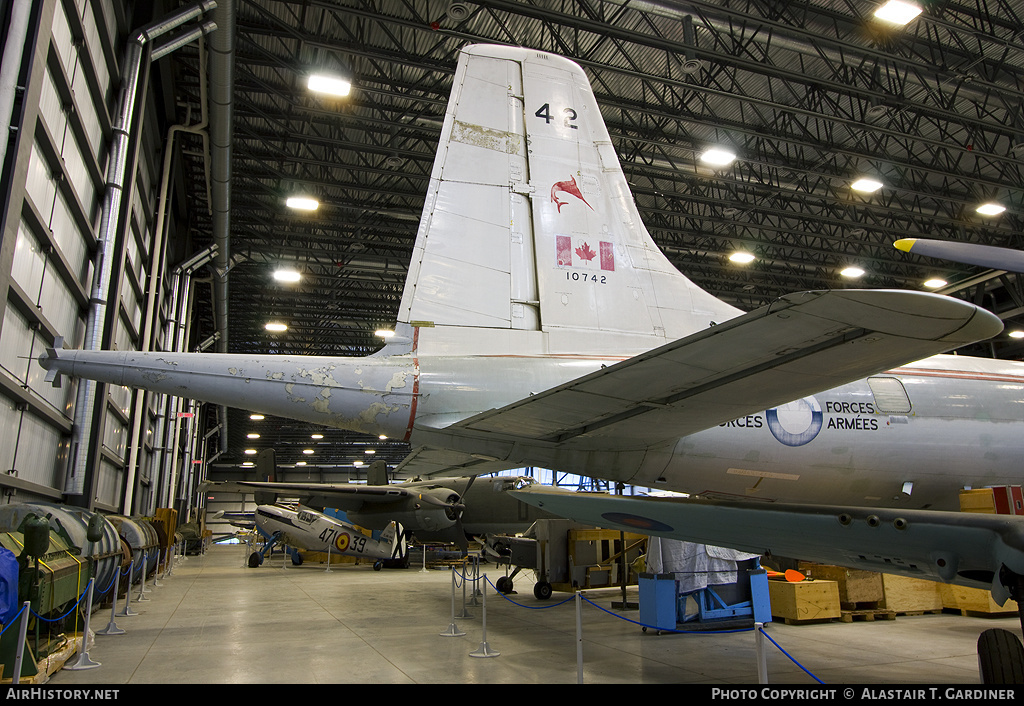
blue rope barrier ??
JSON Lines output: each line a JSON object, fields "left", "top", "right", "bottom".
{"left": 757, "top": 624, "right": 824, "bottom": 684}
{"left": 471, "top": 572, "right": 823, "bottom": 683}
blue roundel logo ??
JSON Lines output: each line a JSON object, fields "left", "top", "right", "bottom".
{"left": 766, "top": 396, "right": 823, "bottom": 447}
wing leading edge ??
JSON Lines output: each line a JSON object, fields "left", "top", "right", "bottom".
{"left": 511, "top": 488, "right": 1024, "bottom": 604}
{"left": 444, "top": 289, "right": 1002, "bottom": 449}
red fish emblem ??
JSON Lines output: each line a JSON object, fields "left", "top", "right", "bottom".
{"left": 551, "top": 175, "right": 593, "bottom": 212}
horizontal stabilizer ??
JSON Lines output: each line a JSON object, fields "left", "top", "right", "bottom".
{"left": 453, "top": 289, "right": 1002, "bottom": 447}
{"left": 511, "top": 487, "right": 1024, "bottom": 603}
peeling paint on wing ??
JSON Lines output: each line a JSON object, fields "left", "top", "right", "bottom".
{"left": 267, "top": 371, "right": 285, "bottom": 380}
{"left": 228, "top": 368, "right": 238, "bottom": 375}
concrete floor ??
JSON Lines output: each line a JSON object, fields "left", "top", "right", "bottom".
{"left": 39, "top": 543, "right": 1019, "bottom": 685}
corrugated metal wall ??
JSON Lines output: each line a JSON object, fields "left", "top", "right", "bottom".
{"left": 0, "top": 0, "right": 193, "bottom": 515}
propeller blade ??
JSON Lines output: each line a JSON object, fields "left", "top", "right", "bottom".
{"left": 894, "top": 238, "right": 1024, "bottom": 273}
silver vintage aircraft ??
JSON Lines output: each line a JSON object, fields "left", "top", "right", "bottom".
{"left": 208, "top": 468, "right": 557, "bottom": 552}
{"left": 39, "top": 45, "right": 1024, "bottom": 676}
{"left": 247, "top": 503, "right": 406, "bottom": 571}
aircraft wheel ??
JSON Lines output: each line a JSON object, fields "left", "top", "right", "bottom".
{"left": 495, "top": 576, "right": 513, "bottom": 594}
{"left": 373, "top": 561, "right": 383, "bottom": 571}
{"left": 247, "top": 552, "right": 262, "bottom": 568}
{"left": 533, "top": 581, "right": 553, "bottom": 600}
{"left": 978, "top": 628, "right": 1024, "bottom": 683}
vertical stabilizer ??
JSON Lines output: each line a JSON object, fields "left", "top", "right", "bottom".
{"left": 399, "top": 45, "right": 740, "bottom": 354}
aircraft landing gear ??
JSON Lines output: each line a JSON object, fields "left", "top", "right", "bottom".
{"left": 533, "top": 581, "right": 553, "bottom": 600}
{"left": 978, "top": 567, "right": 1024, "bottom": 684}
{"left": 495, "top": 576, "right": 513, "bottom": 594}
{"left": 246, "top": 530, "right": 284, "bottom": 568}
{"left": 373, "top": 560, "right": 383, "bottom": 571}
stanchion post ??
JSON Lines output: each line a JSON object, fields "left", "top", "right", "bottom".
{"left": 469, "top": 574, "right": 499, "bottom": 658}
{"left": 756, "top": 623, "right": 768, "bottom": 683}
{"left": 576, "top": 590, "right": 585, "bottom": 683}
{"left": 96, "top": 568, "right": 125, "bottom": 636}
{"left": 117, "top": 562, "right": 138, "bottom": 617}
{"left": 11, "top": 601, "right": 29, "bottom": 683}
{"left": 457, "top": 559, "right": 472, "bottom": 619}
{"left": 441, "top": 566, "right": 466, "bottom": 637}
{"left": 64, "top": 579, "right": 101, "bottom": 671}
{"left": 136, "top": 554, "right": 150, "bottom": 601}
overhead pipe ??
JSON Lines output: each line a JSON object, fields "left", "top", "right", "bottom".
{"left": 124, "top": 31, "right": 215, "bottom": 516}
{"left": 66, "top": 1, "right": 217, "bottom": 500}
{"left": 207, "top": 0, "right": 235, "bottom": 355}
{"left": 0, "top": 0, "right": 34, "bottom": 187}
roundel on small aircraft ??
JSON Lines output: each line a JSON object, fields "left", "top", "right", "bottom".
{"left": 335, "top": 533, "right": 350, "bottom": 552}
{"left": 766, "top": 396, "right": 823, "bottom": 447}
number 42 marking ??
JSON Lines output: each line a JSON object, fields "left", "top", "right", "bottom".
{"left": 535, "top": 103, "right": 578, "bottom": 129}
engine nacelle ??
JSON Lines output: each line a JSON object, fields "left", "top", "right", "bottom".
{"left": 349, "top": 487, "right": 461, "bottom": 533}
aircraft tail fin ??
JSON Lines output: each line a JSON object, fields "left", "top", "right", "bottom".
{"left": 398, "top": 45, "right": 740, "bottom": 355}
{"left": 380, "top": 521, "right": 407, "bottom": 560}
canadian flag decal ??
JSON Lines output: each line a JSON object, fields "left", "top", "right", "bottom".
{"left": 557, "top": 236, "right": 614, "bottom": 271}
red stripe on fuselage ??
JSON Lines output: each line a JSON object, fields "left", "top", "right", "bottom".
{"left": 404, "top": 327, "right": 421, "bottom": 442}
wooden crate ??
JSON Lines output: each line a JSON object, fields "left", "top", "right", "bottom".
{"left": 940, "top": 583, "right": 1019, "bottom": 617}
{"left": 768, "top": 579, "right": 841, "bottom": 623}
{"left": 880, "top": 574, "right": 943, "bottom": 614}
{"left": 959, "top": 488, "right": 998, "bottom": 514}
{"left": 799, "top": 563, "right": 883, "bottom": 606}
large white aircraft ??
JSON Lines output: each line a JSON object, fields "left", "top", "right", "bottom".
{"left": 40, "top": 44, "right": 1024, "bottom": 676}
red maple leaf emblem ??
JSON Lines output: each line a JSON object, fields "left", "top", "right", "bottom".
{"left": 575, "top": 242, "right": 597, "bottom": 262}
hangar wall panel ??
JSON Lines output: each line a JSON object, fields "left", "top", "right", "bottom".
{"left": 0, "top": 0, "right": 187, "bottom": 514}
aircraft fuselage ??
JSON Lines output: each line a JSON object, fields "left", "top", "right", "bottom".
{"left": 256, "top": 505, "right": 396, "bottom": 560}
{"left": 409, "top": 352, "right": 1024, "bottom": 512}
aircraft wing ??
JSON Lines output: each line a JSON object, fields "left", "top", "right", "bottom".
{"left": 447, "top": 289, "right": 1000, "bottom": 448}
{"left": 511, "top": 487, "right": 1024, "bottom": 604}
{"left": 205, "top": 480, "right": 426, "bottom": 512}
{"left": 392, "top": 446, "right": 522, "bottom": 478}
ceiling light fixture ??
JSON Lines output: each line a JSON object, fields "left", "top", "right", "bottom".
{"left": 728, "top": 251, "right": 755, "bottom": 264}
{"left": 365, "top": 449, "right": 375, "bottom": 454}
{"left": 699, "top": 148, "right": 736, "bottom": 167}
{"left": 311, "top": 433, "right": 323, "bottom": 439}
{"left": 851, "top": 178, "right": 883, "bottom": 193}
{"left": 976, "top": 202, "right": 1006, "bottom": 216}
{"left": 265, "top": 322, "right": 288, "bottom": 332}
{"left": 923, "top": 278, "right": 947, "bottom": 289}
{"left": 307, "top": 73, "right": 351, "bottom": 97}
{"left": 246, "top": 433, "right": 260, "bottom": 439}
{"left": 244, "top": 449, "right": 257, "bottom": 455}
{"left": 273, "top": 269, "right": 301, "bottom": 283}
{"left": 873, "top": 1, "right": 923, "bottom": 25}
{"left": 1009, "top": 330, "right": 1024, "bottom": 339}
{"left": 375, "top": 329, "right": 395, "bottom": 338}
{"left": 840, "top": 266, "right": 865, "bottom": 278}
{"left": 250, "top": 414, "right": 264, "bottom": 420}
{"left": 303, "top": 449, "right": 314, "bottom": 455}
{"left": 286, "top": 196, "right": 319, "bottom": 211}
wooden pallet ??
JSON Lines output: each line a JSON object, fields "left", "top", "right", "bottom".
{"left": 840, "top": 608, "right": 897, "bottom": 623}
